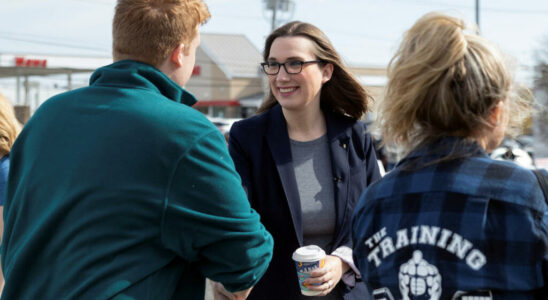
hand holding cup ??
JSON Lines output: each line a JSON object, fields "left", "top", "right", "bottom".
{"left": 303, "top": 255, "right": 347, "bottom": 296}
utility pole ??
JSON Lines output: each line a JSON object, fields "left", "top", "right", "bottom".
{"left": 271, "top": 0, "right": 278, "bottom": 32}
{"left": 263, "top": 0, "right": 294, "bottom": 31}
{"left": 475, "top": 0, "right": 480, "bottom": 33}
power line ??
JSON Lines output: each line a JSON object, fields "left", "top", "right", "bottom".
{"left": 482, "top": 6, "right": 548, "bottom": 15}
{"left": 67, "top": 0, "right": 115, "bottom": 6}
{"left": 211, "top": 14, "right": 265, "bottom": 21}
{"left": 390, "top": 0, "right": 548, "bottom": 15}
{"left": 0, "top": 34, "right": 109, "bottom": 53}
{"left": 323, "top": 29, "right": 397, "bottom": 44}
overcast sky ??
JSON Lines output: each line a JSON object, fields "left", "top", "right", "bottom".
{"left": 1, "top": 0, "right": 548, "bottom": 85}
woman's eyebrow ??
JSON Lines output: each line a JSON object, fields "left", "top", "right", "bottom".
{"left": 267, "top": 56, "right": 305, "bottom": 62}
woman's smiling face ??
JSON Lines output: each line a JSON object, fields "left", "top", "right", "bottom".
{"left": 267, "top": 36, "right": 332, "bottom": 113}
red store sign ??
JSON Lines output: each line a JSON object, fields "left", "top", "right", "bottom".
{"left": 192, "top": 65, "right": 201, "bottom": 76}
{"left": 14, "top": 57, "right": 47, "bottom": 68}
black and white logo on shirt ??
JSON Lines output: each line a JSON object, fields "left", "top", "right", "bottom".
{"left": 398, "top": 250, "right": 441, "bottom": 300}
{"left": 367, "top": 226, "right": 491, "bottom": 300}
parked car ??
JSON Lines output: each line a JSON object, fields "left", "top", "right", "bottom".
{"left": 490, "top": 137, "right": 535, "bottom": 169}
{"left": 207, "top": 117, "right": 241, "bottom": 141}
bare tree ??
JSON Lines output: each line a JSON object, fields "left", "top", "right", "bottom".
{"left": 533, "top": 36, "right": 548, "bottom": 159}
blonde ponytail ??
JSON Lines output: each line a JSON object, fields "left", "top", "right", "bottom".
{"left": 377, "top": 12, "right": 527, "bottom": 154}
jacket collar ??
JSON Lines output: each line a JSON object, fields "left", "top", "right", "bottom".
{"left": 324, "top": 110, "right": 352, "bottom": 248}
{"left": 265, "top": 105, "right": 301, "bottom": 243}
{"left": 89, "top": 60, "right": 197, "bottom": 106}
{"left": 265, "top": 104, "right": 352, "bottom": 144}
{"left": 265, "top": 104, "right": 352, "bottom": 247}
{"left": 402, "top": 136, "right": 488, "bottom": 162}
{"left": 398, "top": 136, "right": 488, "bottom": 168}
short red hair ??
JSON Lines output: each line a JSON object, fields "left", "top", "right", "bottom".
{"left": 112, "top": 0, "right": 210, "bottom": 67}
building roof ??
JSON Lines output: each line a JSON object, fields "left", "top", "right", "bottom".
{"left": 200, "top": 33, "right": 263, "bottom": 79}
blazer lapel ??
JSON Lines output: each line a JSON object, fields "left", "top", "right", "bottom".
{"left": 266, "top": 105, "right": 303, "bottom": 246}
{"left": 325, "top": 112, "right": 351, "bottom": 245}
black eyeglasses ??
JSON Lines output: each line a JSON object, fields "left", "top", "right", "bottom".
{"left": 260, "top": 60, "right": 323, "bottom": 75}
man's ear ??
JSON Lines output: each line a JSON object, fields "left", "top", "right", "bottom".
{"left": 170, "top": 43, "right": 185, "bottom": 67}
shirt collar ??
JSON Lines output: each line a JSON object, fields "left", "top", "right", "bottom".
{"left": 399, "top": 136, "right": 488, "bottom": 167}
{"left": 89, "top": 60, "right": 197, "bottom": 106}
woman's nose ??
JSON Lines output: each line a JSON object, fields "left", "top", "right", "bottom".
{"left": 275, "top": 66, "right": 290, "bottom": 81}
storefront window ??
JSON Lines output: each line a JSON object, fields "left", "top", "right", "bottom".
{"left": 212, "top": 107, "right": 225, "bottom": 118}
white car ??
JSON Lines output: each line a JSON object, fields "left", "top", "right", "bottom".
{"left": 490, "top": 138, "right": 535, "bottom": 169}
{"left": 207, "top": 117, "right": 241, "bottom": 140}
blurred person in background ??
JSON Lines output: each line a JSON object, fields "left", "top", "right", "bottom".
{"left": 227, "top": 21, "right": 381, "bottom": 300}
{"left": 0, "top": 1, "right": 273, "bottom": 299}
{"left": 353, "top": 12, "right": 547, "bottom": 299}
{"left": 0, "top": 94, "right": 21, "bottom": 295}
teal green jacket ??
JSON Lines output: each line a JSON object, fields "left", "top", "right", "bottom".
{"left": 1, "top": 60, "right": 273, "bottom": 299}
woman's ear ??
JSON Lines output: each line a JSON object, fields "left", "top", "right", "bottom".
{"left": 321, "top": 63, "right": 334, "bottom": 84}
{"left": 481, "top": 99, "right": 509, "bottom": 153}
{"left": 488, "top": 100, "right": 505, "bottom": 126}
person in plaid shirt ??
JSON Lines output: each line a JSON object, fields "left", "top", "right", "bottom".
{"left": 352, "top": 12, "right": 548, "bottom": 300}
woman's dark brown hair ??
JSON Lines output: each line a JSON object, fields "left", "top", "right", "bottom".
{"left": 257, "top": 21, "right": 372, "bottom": 120}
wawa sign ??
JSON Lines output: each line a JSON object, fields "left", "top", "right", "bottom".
{"left": 14, "top": 57, "right": 47, "bottom": 68}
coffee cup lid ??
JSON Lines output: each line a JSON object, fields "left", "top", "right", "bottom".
{"left": 292, "top": 245, "right": 325, "bottom": 262}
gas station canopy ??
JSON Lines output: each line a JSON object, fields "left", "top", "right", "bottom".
{"left": 0, "top": 65, "right": 94, "bottom": 78}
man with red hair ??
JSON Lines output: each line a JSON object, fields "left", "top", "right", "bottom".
{"left": 1, "top": 1, "right": 273, "bottom": 299}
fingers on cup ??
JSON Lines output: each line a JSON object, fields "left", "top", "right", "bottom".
{"left": 320, "top": 280, "right": 333, "bottom": 296}
{"left": 310, "top": 267, "right": 328, "bottom": 277}
{"left": 304, "top": 275, "right": 330, "bottom": 291}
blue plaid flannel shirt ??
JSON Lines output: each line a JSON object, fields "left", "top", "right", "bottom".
{"left": 352, "top": 137, "right": 548, "bottom": 300}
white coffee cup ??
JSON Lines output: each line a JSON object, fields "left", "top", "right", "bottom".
{"left": 292, "top": 245, "right": 326, "bottom": 296}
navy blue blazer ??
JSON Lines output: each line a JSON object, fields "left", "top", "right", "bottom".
{"left": 228, "top": 104, "right": 381, "bottom": 300}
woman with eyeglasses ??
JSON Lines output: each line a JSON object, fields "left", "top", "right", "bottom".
{"left": 226, "top": 21, "right": 381, "bottom": 300}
